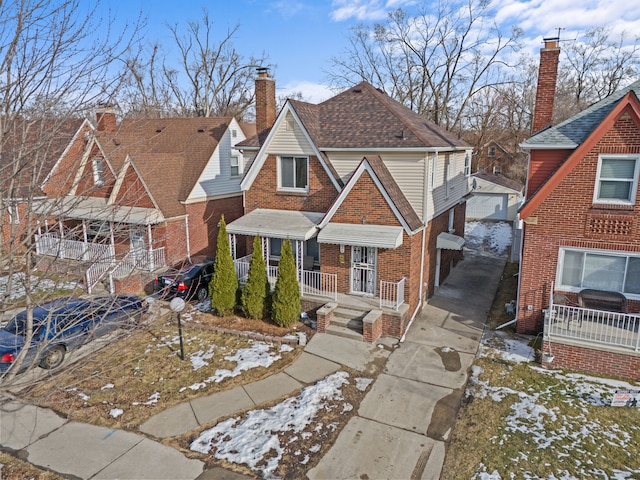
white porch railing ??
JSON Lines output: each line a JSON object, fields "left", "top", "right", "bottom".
{"left": 233, "top": 258, "right": 338, "bottom": 301}
{"left": 379, "top": 277, "right": 406, "bottom": 311}
{"left": 86, "top": 259, "right": 115, "bottom": 294}
{"left": 545, "top": 303, "right": 640, "bottom": 352}
{"left": 35, "top": 233, "right": 112, "bottom": 262}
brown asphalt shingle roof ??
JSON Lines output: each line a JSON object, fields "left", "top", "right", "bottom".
{"left": 238, "top": 81, "right": 468, "bottom": 150}
{"left": 94, "top": 117, "right": 236, "bottom": 218}
{"left": 362, "top": 156, "right": 423, "bottom": 231}
{"left": 472, "top": 171, "right": 523, "bottom": 193}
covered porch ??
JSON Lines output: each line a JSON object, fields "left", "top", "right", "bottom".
{"left": 33, "top": 196, "right": 167, "bottom": 293}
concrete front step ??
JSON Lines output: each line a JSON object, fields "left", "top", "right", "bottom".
{"left": 334, "top": 306, "right": 368, "bottom": 320}
{"left": 331, "top": 315, "right": 364, "bottom": 333}
{"left": 325, "top": 324, "right": 364, "bottom": 341}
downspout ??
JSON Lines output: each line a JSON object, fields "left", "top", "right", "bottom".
{"left": 185, "top": 216, "right": 191, "bottom": 261}
{"left": 401, "top": 152, "right": 431, "bottom": 342}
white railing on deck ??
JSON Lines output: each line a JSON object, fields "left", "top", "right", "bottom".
{"left": 380, "top": 277, "right": 406, "bottom": 311}
{"left": 545, "top": 303, "right": 640, "bottom": 352}
{"left": 36, "top": 233, "right": 112, "bottom": 262}
{"left": 302, "top": 270, "right": 337, "bottom": 301}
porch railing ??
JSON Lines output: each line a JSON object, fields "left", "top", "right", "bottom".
{"left": 35, "top": 233, "right": 112, "bottom": 262}
{"left": 545, "top": 303, "right": 640, "bottom": 352}
{"left": 86, "top": 259, "right": 115, "bottom": 294}
{"left": 380, "top": 277, "right": 406, "bottom": 311}
{"left": 232, "top": 258, "right": 337, "bottom": 301}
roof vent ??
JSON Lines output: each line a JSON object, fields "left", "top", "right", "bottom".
{"left": 353, "top": 88, "right": 362, "bottom": 93}
{"left": 197, "top": 127, "right": 205, "bottom": 133}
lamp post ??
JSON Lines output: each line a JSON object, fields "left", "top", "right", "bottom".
{"left": 169, "top": 297, "right": 186, "bottom": 361}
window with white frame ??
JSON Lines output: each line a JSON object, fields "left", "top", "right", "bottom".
{"left": 93, "top": 156, "right": 105, "bottom": 186}
{"left": 557, "top": 247, "right": 640, "bottom": 295}
{"left": 230, "top": 155, "right": 240, "bottom": 177}
{"left": 488, "top": 146, "right": 496, "bottom": 157}
{"left": 7, "top": 203, "right": 19, "bottom": 224}
{"left": 594, "top": 155, "right": 640, "bottom": 205}
{"left": 278, "top": 156, "right": 308, "bottom": 191}
{"left": 464, "top": 153, "right": 471, "bottom": 177}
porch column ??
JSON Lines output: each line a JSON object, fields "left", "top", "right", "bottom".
{"left": 109, "top": 222, "right": 115, "bottom": 258}
{"left": 82, "top": 220, "right": 89, "bottom": 261}
{"left": 435, "top": 248, "right": 441, "bottom": 287}
{"left": 229, "top": 233, "right": 236, "bottom": 260}
{"left": 295, "top": 239, "right": 303, "bottom": 283}
{"left": 261, "top": 237, "right": 269, "bottom": 263}
{"left": 58, "top": 219, "right": 65, "bottom": 258}
{"left": 147, "top": 224, "right": 154, "bottom": 270}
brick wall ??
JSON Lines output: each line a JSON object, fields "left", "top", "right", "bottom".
{"left": 185, "top": 195, "right": 244, "bottom": 258}
{"left": 113, "top": 164, "right": 155, "bottom": 208}
{"left": 543, "top": 341, "right": 640, "bottom": 381}
{"left": 244, "top": 155, "right": 338, "bottom": 213}
{"left": 518, "top": 112, "right": 640, "bottom": 333}
{"left": 532, "top": 40, "right": 560, "bottom": 133}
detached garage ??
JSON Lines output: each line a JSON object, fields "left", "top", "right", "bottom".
{"left": 466, "top": 171, "right": 523, "bottom": 221}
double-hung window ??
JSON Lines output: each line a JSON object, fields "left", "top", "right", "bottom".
{"left": 594, "top": 155, "right": 639, "bottom": 205}
{"left": 7, "top": 203, "right": 19, "bottom": 224}
{"left": 279, "top": 156, "right": 308, "bottom": 191}
{"left": 93, "top": 156, "right": 105, "bottom": 186}
{"left": 558, "top": 247, "right": 640, "bottom": 295}
{"left": 230, "top": 155, "right": 240, "bottom": 177}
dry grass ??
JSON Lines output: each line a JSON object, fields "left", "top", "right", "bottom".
{"left": 0, "top": 452, "right": 64, "bottom": 480}
{"left": 20, "top": 309, "right": 304, "bottom": 431}
{"left": 486, "top": 261, "right": 519, "bottom": 330}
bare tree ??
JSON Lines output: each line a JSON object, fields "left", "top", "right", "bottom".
{"left": 329, "top": 0, "right": 522, "bottom": 131}
{"left": 0, "top": 0, "right": 138, "bottom": 382}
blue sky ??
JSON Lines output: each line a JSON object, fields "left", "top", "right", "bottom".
{"left": 110, "top": 0, "right": 640, "bottom": 102}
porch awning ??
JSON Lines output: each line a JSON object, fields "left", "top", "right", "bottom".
{"left": 226, "top": 209, "right": 323, "bottom": 241}
{"left": 33, "top": 196, "right": 165, "bottom": 225}
{"left": 437, "top": 232, "right": 465, "bottom": 250}
{"left": 317, "top": 223, "right": 403, "bottom": 249}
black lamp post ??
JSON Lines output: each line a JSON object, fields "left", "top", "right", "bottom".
{"left": 169, "top": 297, "right": 186, "bottom": 361}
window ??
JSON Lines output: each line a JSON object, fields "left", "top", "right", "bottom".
{"left": 493, "top": 166, "right": 502, "bottom": 174}
{"left": 488, "top": 146, "right": 496, "bottom": 157}
{"left": 7, "top": 204, "right": 19, "bottom": 224}
{"left": 279, "top": 156, "right": 308, "bottom": 191}
{"left": 230, "top": 155, "right": 240, "bottom": 176}
{"left": 93, "top": 156, "right": 104, "bottom": 186}
{"left": 464, "top": 153, "right": 471, "bottom": 177}
{"left": 558, "top": 248, "right": 640, "bottom": 295}
{"left": 594, "top": 155, "right": 639, "bottom": 204}
{"left": 231, "top": 129, "right": 237, "bottom": 138}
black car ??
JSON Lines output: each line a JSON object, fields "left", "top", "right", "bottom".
{"left": 0, "top": 295, "right": 149, "bottom": 373}
{"left": 155, "top": 256, "right": 215, "bottom": 301}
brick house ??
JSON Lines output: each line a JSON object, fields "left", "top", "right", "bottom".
{"left": 1, "top": 119, "right": 82, "bottom": 256}
{"left": 228, "top": 71, "right": 472, "bottom": 342}
{"left": 36, "top": 108, "right": 253, "bottom": 293}
{"left": 517, "top": 38, "right": 640, "bottom": 380}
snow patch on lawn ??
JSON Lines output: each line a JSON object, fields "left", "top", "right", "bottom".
{"left": 0, "top": 273, "right": 81, "bottom": 301}
{"left": 190, "top": 371, "right": 350, "bottom": 478}
{"left": 465, "top": 221, "right": 512, "bottom": 255}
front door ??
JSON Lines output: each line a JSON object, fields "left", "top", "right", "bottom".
{"left": 351, "top": 246, "right": 376, "bottom": 295}
{"left": 129, "top": 226, "right": 146, "bottom": 265}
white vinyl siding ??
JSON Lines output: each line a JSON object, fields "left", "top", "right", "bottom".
{"left": 268, "top": 112, "right": 314, "bottom": 155}
{"left": 427, "top": 150, "right": 469, "bottom": 219}
{"left": 187, "top": 118, "right": 246, "bottom": 200}
{"left": 557, "top": 247, "right": 640, "bottom": 297}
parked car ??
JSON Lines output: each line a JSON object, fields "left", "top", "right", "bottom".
{"left": 155, "top": 256, "right": 215, "bottom": 301}
{"left": 0, "top": 295, "right": 149, "bottom": 373}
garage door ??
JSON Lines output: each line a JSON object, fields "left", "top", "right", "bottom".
{"left": 466, "top": 193, "right": 509, "bottom": 220}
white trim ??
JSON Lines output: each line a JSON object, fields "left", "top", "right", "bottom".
{"left": 319, "top": 158, "right": 415, "bottom": 234}
{"left": 520, "top": 143, "right": 578, "bottom": 150}
{"left": 182, "top": 192, "right": 243, "bottom": 204}
{"left": 556, "top": 246, "right": 640, "bottom": 300}
{"left": 240, "top": 102, "right": 342, "bottom": 192}
{"left": 42, "top": 119, "right": 93, "bottom": 188}
{"left": 592, "top": 154, "right": 640, "bottom": 206}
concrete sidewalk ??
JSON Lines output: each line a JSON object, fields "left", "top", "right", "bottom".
{"left": 308, "top": 248, "right": 507, "bottom": 479}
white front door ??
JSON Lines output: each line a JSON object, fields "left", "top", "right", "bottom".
{"left": 351, "top": 246, "right": 376, "bottom": 295}
{"left": 129, "top": 226, "right": 146, "bottom": 264}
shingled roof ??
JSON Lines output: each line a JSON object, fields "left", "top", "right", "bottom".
{"left": 94, "top": 117, "right": 247, "bottom": 218}
{"left": 238, "top": 81, "right": 468, "bottom": 150}
{"left": 523, "top": 79, "right": 640, "bottom": 148}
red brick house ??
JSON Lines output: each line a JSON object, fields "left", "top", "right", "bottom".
{"left": 37, "top": 108, "right": 253, "bottom": 293}
{"left": 517, "top": 38, "right": 640, "bottom": 380}
{"left": 228, "top": 71, "right": 472, "bottom": 342}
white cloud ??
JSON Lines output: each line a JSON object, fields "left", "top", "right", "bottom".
{"left": 330, "top": 0, "right": 417, "bottom": 22}
{"left": 280, "top": 80, "right": 336, "bottom": 103}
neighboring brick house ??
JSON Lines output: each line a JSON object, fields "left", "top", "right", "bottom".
{"left": 1, "top": 118, "right": 83, "bottom": 255}
{"left": 474, "top": 140, "right": 524, "bottom": 176}
{"left": 517, "top": 38, "right": 640, "bottom": 380}
{"left": 228, "top": 71, "right": 472, "bottom": 341}
{"left": 37, "top": 108, "right": 253, "bottom": 293}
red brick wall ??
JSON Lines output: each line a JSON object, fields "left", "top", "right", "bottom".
{"left": 114, "top": 164, "right": 155, "bottom": 208}
{"left": 543, "top": 341, "right": 640, "bottom": 381}
{"left": 43, "top": 125, "right": 90, "bottom": 197}
{"left": 244, "top": 155, "right": 338, "bottom": 213}
{"left": 527, "top": 149, "right": 570, "bottom": 199}
{"left": 163, "top": 218, "right": 189, "bottom": 266}
{"left": 518, "top": 113, "right": 640, "bottom": 333}
{"left": 184, "top": 195, "right": 244, "bottom": 258}
{"left": 532, "top": 41, "right": 560, "bottom": 133}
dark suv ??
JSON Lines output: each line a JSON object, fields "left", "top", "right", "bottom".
{"left": 155, "top": 256, "right": 215, "bottom": 301}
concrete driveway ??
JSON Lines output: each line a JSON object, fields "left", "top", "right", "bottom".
{"left": 308, "top": 248, "right": 507, "bottom": 479}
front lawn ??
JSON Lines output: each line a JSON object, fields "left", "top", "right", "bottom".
{"left": 20, "top": 304, "right": 304, "bottom": 430}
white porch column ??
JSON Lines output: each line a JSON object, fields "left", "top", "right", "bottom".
{"left": 295, "top": 239, "right": 303, "bottom": 284}
{"left": 82, "top": 220, "right": 89, "bottom": 261}
{"left": 147, "top": 224, "right": 154, "bottom": 270}
{"left": 435, "top": 248, "right": 442, "bottom": 288}
{"left": 109, "top": 222, "right": 115, "bottom": 258}
{"left": 230, "top": 233, "right": 237, "bottom": 260}
{"left": 261, "top": 237, "right": 269, "bottom": 263}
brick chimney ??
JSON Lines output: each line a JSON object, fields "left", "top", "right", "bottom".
{"left": 255, "top": 67, "right": 276, "bottom": 134}
{"left": 95, "top": 105, "right": 117, "bottom": 133}
{"left": 532, "top": 37, "right": 561, "bottom": 133}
